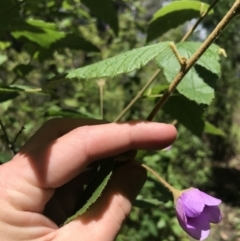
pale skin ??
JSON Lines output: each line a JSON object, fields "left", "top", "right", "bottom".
{"left": 0, "top": 118, "right": 177, "bottom": 241}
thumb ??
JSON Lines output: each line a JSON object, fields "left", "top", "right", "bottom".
{"left": 56, "top": 161, "right": 146, "bottom": 241}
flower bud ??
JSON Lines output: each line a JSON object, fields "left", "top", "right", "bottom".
{"left": 174, "top": 188, "right": 222, "bottom": 240}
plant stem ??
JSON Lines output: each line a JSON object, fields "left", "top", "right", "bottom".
{"left": 181, "top": 0, "right": 221, "bottom": 42}
{"left": 147, "top": 0, "right": 240, "bottom": 121}
{"left": 96, "top": 79, "right": 106, "bottom": 119}
{"left": 114, "top": 0, "right": 220, "bottom": 122}
{"left": 113, "top": 69, "right": 161, "bottom": 122}
{"left": 142, "top": 163, "right": 180, "bottom": 195}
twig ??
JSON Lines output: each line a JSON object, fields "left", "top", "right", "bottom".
{"left": 12, "top": 126, "right": 25, "bottom": 146}
{"left": 96, "top": 79, "right": 106, "bottom": 119}
{"left": 113, "top": 69, "right": 161, "bottom": 122}
{"left": 181, "top": 0, "right": 221, "bottom": 42}
{"left": 113, "top": 0, "right": 219, "bottom": 122}
{"left": 169, "top": 42, "right": 186, "bottom": 67}
{"left": 147, "top": 0, "right": 240, "bottom": 121}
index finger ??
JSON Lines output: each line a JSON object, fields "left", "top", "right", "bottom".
{"left": 12, "top": 119, "right": 177, "bottom": 189}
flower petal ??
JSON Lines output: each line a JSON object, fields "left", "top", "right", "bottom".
{"left": 181, "top": 188, "right": 205, "bottom": 218}
{"left": 200, "top": 191, "right": 221, "bottom": 206}
{"left": 177, "top": 211, "right": 210, "bottom": 241}
{"left": 203, "top": 205, "right": 222, "bottom": 223}
{"left": 175, "top": 197, "right": 187, "bottom": 225}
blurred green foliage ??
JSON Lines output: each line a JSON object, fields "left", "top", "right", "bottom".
{"left": 0, "top": 0, "right": 240, "bottom": 240}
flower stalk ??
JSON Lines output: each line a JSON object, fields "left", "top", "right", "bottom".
{"left": 141, "top": 163, "right": 182, "bottom": 199}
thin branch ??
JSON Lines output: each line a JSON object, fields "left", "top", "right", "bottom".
{"left": 181, "top": 0, "right": 221, "bottom": 42}
{"left": 113, "top": 69, "right": 161, "bottom": 122}
{"left": 12, "top": 126, "right": 25, "bottom": 145}
{"left": 96, "top": 79, "right": 106, "bottom": 119}
{"left": 147, "top": 0, "right": 240, "bottom": 121}
{"left": 113, "top": 0, "right": 220, "bottom": 122}
{"left": 169, "top": 42, "right": 186, "bottom": 66}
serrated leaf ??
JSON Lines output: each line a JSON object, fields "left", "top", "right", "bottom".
{"left": 162, "top": 95, "right": 205, "bottom": 137}
{"left": 64, "top": 159, "right": 114, "bottom": 224}
{"left": 204, "top": 121, "right": 226, "bottom": 136}
{"left": 67, "top": 42, "right": 169, "bottom": 80}
{"left": 147, "top": 1, "right": 213, "bottom": 42}
{"left": 82, "top": 0, "right": 118, "bottom": 35}
{"left": 156, "top": 42, "right": 221, "bottom": 105}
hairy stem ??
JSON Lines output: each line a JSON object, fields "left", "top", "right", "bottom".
{"left": 142, "top": 164, "right": 180, "bottom": 194}
{"left": 147, "top": 0, "right": 240, "bottom": 121}
{"left": 114, "top": 0, "right": 220, "bottom": 122}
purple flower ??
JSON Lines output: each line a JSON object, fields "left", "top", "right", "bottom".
{"left": 175, "top": 188, "right": 222, "bottom": 240}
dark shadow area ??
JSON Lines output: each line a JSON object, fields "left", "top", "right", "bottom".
{"left": 201, "top": 166, "right": 240, "bottom": 207}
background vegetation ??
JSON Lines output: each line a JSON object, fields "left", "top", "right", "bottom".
{"left": 0, "top": 0, "right": 240, "bottom": 240}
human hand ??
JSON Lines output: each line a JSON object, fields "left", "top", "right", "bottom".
{"left": 0, "top": 118, "right": 177, "bottom": 241}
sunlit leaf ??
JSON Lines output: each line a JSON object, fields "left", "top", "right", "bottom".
{"left": 67, "top": 42, "right": 169, "bottom": 80}
{"left": 147, "top": 1, "right": 213, "bottom": 42}
{"left": 11, "top": 19, "right": 65, "bottom": 48}
{"left": 156, "top": 42, "right": 221, "bottom": 105}
{"left": 204, "top": 121, "right": 226, "bottom": 136}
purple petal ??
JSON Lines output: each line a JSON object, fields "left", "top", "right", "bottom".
{"left": 180, "top": 188, "right": 205, "bottom": 218}
{"left": 175, "top": 197, "right": 187, "bottom": 225}
{"left": 177, "top": 211, "right": 210, "bottom": 240}
{"left": 199, "top": 191, "right": 221, "bottom": 206}
{"left": 203, "top": 205, "right": 222, "bottom": 223}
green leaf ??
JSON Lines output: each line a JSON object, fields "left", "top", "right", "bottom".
{"left": 156, "top": 42, "right": 221, "bottom": 105}
{"left": 162, "top": 95, "right": 205, "bottom": 137}
{"left": 82, "top": 0, "right": 119, "bottom": 35}
{"left": 11, "top": 19, "right": 65, "bottom": 48}
{"left": 147, "top": 1, "right": 214, "bottom": 42}
{"left": 67, "top": 42, "right": 168, "bottom": 80}
{"left": 204, "top": 121, "right": 226, "bottom": 136}
{"left": 64, "top": 159, "right": 114, "bottom": 224}
{"left": 51, "top": 33, "right": 99, "bottom": 52}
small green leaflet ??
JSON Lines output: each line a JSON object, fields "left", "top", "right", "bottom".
{"left": 64, "top": 159, "right": 114, "bottom": 224}
{"left": 156, "top": 42, "right": 221, "bottom": 105}
{"left": 204, "top": 121, "right": 226, "bottom": 136}
{"left": 67, "top": 42, "right": 168, "bottom": 80}
{"left": 147, "top": 1, "right": 214, "bottom": 42}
